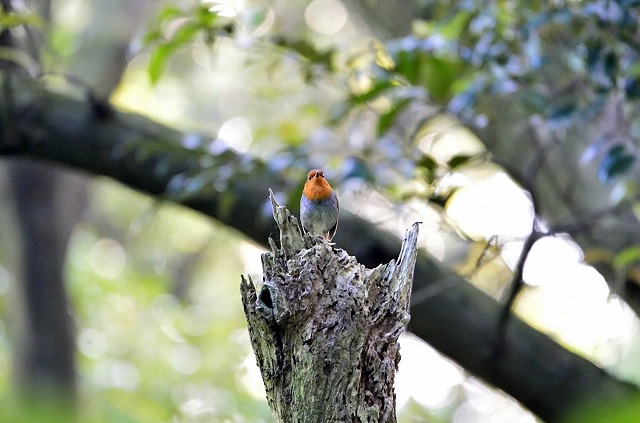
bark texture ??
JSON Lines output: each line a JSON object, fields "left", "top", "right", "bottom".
{"left": 241, "top": 192, "right": 419, "bottom": 423}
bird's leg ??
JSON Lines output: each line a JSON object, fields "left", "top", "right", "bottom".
{"left": 323, "top": 233, "right": 336, "bottom": 245}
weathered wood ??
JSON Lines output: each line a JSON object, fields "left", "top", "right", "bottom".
{"left": 240, "top": 191, "right": 419, "bottom": 423}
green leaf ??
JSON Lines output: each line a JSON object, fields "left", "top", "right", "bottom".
{"left": 564, "top": 395, "right": 640, "bottom": 423}
{"left": 0, "top": 11, "right": 44, "bottom": 30}
{"left": 603, "top": 50, "right": 619, "bottom": 83}
{"left": 390, "top": 49, "right": 461, "bottom": 102}
{"left": 547, "top": 101, "right": 576, "bottom": 122}
{"left": 421, "top": 56, "right": 460, "bottom": 102}
{"left": 585, "top": 43, "right": 602, "bottom": 74}
{"left": 143, "top": 29, "right": 162, "bottom": 45}
{"left": 628, "top": 61, "right": 640, "bottom": 78}
{"left": 447, "top": 154, "right": 479, "bottom": 169}
{"left": 429, "top": 191, "right": 455, "bottom": 208}
{"left": 418, "top": 154, "right": 439, "bottom": 184}
{"left": 625, "top": 77, "right": 640, "bottom": 99}
{"left": 393, "top": 48, "right": 419, "bottom": 84}
{"left": 613, "top": 245, "right": 640, "bottom": 269}
{"left": 273, "top": 36, "right": 335, "bottom": 69}
{"left": 157, "top": 5, "right": 184, "bottom": 24}
{"left": 148, "top": 43, "right": 177, "bottom": 84}
{"left": 143, "top": 6, "right": 185, "bottom": 45}
{"left": 348, "top": 79, "right": 395, "bottom": 106}
{"left": 419, "top": 154, "right": 437, "bottom": 173}
{"left": 439, "top": 11, "right": 473, "bottom": 40}
{"left": 598, "top": 144, "right": 636, "bottom": 182}
{"left": 520, "top": 90, "right": 548, "bottom": 113}
{"left": 172, "top": 21, "right": 202, "bottom": 44}
{"left": 606, "top": 155, "right": 635, "bottom": 180}
{"left": 376, "top": 97, "right": 413, "bottom": 136}
{"left": 0, "top": 46, "right": 35, "bottom": 71}
{"left": 194, "top": 5, "right": 218, "bottom": 27}
{"left": 145, "top": 7, "right": 220, "bottom": 84}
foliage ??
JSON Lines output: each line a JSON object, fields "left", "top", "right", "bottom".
{"left": 0, "top": 8, "right": 43, "bottom": 71}
{"left": 142, "top": 0, "right": 640, "bottom": 211}
{"left": 144, "top": 2, "right": 232, "bottom": 84}
{"left": 343, "top": 0, "right": 640, "bottom": 186}
{"left": 71, "top": 182, "right": 271, "bottom": 422}
{"left": 0, "top": 8, "right": 43, "bottom": 30}
{"left": 563, "top": 394, "right": 640, "bottom": 423}
{"left": 0, "top": 179, "right": 272, "bottom": 422}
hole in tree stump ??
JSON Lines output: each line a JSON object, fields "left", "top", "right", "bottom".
{"left": 259, "top": 286, "right": 274, "bottom": 309}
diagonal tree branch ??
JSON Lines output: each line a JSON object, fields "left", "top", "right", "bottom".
{"left": 1, "top": 77, "right": 638, "bottom": 422}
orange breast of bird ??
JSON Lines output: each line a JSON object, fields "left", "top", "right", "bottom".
{"left": 303, "top": 177, "right": 333, "bottom": 201}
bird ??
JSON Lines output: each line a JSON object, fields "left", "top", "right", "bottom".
{"left": 300, "top": 169, "right": 339, "bottom": 241}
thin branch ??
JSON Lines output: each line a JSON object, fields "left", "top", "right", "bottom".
{"left": 465, "top": 235, "right": 500, "bottom": 280}
{"left": 548, "top": 198, "right": 638, "bottom": 236}
{"left": 499, "top": 228, "right": 544, "bottom": 332}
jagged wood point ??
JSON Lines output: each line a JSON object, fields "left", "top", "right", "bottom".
{"left": 240, "top": 190, "right": 420, "bottom": 423}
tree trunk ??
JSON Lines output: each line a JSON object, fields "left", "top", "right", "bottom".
{"left": 6, "top": 160, "right": 86, "bottom": 405}
{"left": 240, "top": 192, "right": 419, "bottom": 422}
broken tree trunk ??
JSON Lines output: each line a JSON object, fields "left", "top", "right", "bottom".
{"left": 240, "top": 190, "right": 419, "bottom": 423}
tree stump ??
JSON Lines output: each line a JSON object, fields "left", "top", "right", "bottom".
{"left": 240, "top": 190, "right": 419, "bottom": 423}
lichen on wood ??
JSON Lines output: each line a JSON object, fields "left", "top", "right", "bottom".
{"left": 240, "top": 190, "right": 419, "bottom": 423}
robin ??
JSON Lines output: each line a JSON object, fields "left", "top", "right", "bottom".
{"left": 300, "top": 169, "right": 339, "bottom": 241}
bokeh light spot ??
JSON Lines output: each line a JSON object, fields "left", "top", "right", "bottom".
{"left": 218, "top": 117, "right": 253, "bottom": 152}
{"left": 89, "top": 238, "right": 127, "bottom": 280}
{"left": 446, "top": 172, "right": 534, "bottom": 240}
{"left": 171, "top": 343, "right": 203, "bottom": 375}
{"left": 396, "top": 333, "right": 463, "bottom": 410}
{"left": 78, "top": 328, "right": 108, "bottom": 359}
{"left": 205, "top": 0, "right": 242, "bottom": 18}
{"left": 304, "top": 0, "right": 348, "bottom": 35}
{"left": 94, "top": 360, "right": 140, "bottom": 391}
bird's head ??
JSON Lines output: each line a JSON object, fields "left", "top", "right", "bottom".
{"left": 307, "top": 169, "right": 324, "bottom": 180}
{"left": 303, "top": 169, "right": 333, "bottom": 200}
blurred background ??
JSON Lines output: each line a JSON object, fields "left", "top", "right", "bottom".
{"left": 1, "top": 0, "right": 640, "bottom": 422}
